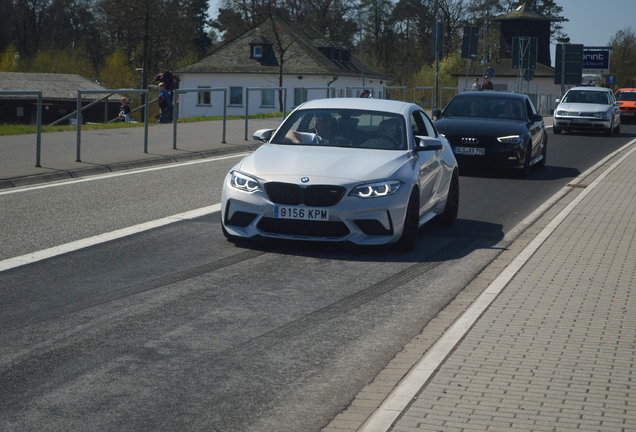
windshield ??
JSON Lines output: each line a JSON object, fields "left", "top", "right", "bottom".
{"left": 443, "top": 97, "right": 524, "bottom": 120}
{"left": 562, "top": 90, "right": 609, "bottom": 105}
{"left": 271, "top": 109, "right": 407, "bottom": 150}
{"left": 616, "top": 91, "right": 636, "bottom": 102}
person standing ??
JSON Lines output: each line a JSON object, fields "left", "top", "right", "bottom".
{"left": 482, "top": 76, "right": 494, "bottom": 90}
{"left": 154, "top": 62, "right": 175, "bottom": 121}
{"left": 472, "top": 78, "right": 481, "bottom": 91}
{"left": 157, "top": 83, "right": 171, "bottom": 124}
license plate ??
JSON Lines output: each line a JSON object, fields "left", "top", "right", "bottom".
{"left": 274, "top": 205, "right": 329, "bottom": 221}
{"left": 455, "top": 146, "right": 485, "bottom": 156}
{"left": 572, "top": 119, "right": 589, "bottom": 123}
{"left": 623, "top": 112, "right": 634, "bottom": 116}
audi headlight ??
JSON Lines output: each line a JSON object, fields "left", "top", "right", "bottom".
{"left": 497, "top": 135, "right": 521, "bottom": 144}
{"left": 229, "top": 171, "right": 261, "bottom": 193}
{"left": 350, "top": 180, "right": 402, "bottom": 198}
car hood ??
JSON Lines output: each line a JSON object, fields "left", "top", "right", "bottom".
{"left": 435, "top": 117, "right": 526, "bottom": 137}
{"left": 556, "top": 102, "right": 611, "bottom": 113}
{"left": 236, "top": 144, "right": 407, "bottom": 183}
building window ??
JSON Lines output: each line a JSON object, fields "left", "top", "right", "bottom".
{"left": 294, "top": 88, "right": 308, "bottom": 106}
{"left": 229, "top": 87, "right": 243, "bottom": 105}
{"left": 252, "top": 45, "right": 263, "bottom": 58}
{"left": 261, "top": 89, "right": 275, "bottom": 107}
{"left": 197, "top": 86, "right": 211, "bottom": 105}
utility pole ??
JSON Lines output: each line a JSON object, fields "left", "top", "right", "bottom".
{"left": 141, "top": 0, "right": 151, "bottom": 104}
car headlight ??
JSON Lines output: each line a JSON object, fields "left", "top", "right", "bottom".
{"left": 229, "top": 170, "right": 261, "bottom": 193}
{"left": 555, "top": 110, "right": 567, "bottom": 116}
{"left": 350, "top": 180, "right": 402, "bottom": 198}
{"left": 593, "top": 111, "right": 610, "bottom": 119}
{"left": 497, "top": 135, "right": 521, "bottom": 144}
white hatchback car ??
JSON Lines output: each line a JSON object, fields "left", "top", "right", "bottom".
{"left": 221, "top": 98, "right": 459, "bottom": 250}
{"left": 553, "top": 86, "right": 621, "bottom": 136}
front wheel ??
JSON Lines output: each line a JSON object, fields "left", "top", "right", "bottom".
{"left": 537, "top": 138, "right": 547, "bottom": 169}
{"left": 438, "top": 170, "right": 459, "bottom": 225}
{"left": 396, "top": 191, "right": 419, "bottom": 251}
{"left": 605, "top": 120, "right": 614, "bottom": 136}
{"left": 520, "top": 143, "right": 533, "bottom": 176}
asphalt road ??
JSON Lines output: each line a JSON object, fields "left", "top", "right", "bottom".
{"left": 1, "top": 125, "right": 635, "bottom": 431}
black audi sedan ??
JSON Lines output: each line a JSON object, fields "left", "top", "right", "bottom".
{"left": 433, "top": 91, "right": 547, "bottom": 175}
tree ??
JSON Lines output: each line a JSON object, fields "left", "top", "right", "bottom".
{"left": 608, "top": 27, "right": 636, "bottom": 87}
{"left": 96, "top": 0, "right": 212, "bottom": 88}
{"left": 12, "top": 0, "right": 52, "bottom": 58}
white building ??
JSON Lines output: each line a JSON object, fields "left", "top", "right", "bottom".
{"left": 175, "top": 16, "right": 393, "bottom": 119}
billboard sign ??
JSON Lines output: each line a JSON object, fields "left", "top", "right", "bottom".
{"left": 583, "top": 48, "right": 610, "bottom": 74}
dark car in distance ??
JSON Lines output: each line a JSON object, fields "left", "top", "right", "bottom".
{"left": 433, "top": 91, "right": 547, "bottom": 175}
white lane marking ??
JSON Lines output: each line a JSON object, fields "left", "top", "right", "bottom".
{"left": 0, "top": 204, "right": 221, "bottom": 273}
{"left": 0, "top": 153, "right": 247, "bottom": 196}
{"left": 359, "top": 138, "right": 636, "bottom": 432}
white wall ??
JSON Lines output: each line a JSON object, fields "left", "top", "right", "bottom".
{"left": 176, "top": 73, "right": 387, "bottom": 119}
{"left": 454, "top": 75, "right": 578, "bottom": 114}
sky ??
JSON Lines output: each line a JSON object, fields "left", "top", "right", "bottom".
{"left": 555, "top": 0, "right": 634, "bottom": 47}
{"left": 206, "top": 0, "right": 635, "bottom": 47}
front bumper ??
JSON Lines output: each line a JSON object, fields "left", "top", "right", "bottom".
{"left": 553, "top": 116, "right": 611, "bottom": 131}
{"left": 449, "top": 139, "right": 526, "bottom": 169}
{"left": 221, "top": 181, "right": 412, "bottom": 246}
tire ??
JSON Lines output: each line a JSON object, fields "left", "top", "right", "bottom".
{"left": 615, "top": 121, "right": 621, "bottom": 135}
{"left": 605, "top": 120, "right": 614, "bottom": 136}
{"left": 439, "top": 170, "right": 459, "bottom": 225}
{"left": 520, "top": 143, "right": 532, "bottom": 176}
{"left": 537, "top": 137, "right": 547, "bottom": 169}
{"left": 396, "top": 190, "right": 419, "bottom": 251}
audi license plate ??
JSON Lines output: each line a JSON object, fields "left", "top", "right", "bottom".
{"left": 274, "top": 205, "right": 329, "bottom": 221}
{"left": 455, "top": 146, "right": 485, "bottom": 156}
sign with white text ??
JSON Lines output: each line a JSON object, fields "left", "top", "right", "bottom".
{"left": 583, "top": 49, "right": 610, "bottom": 74}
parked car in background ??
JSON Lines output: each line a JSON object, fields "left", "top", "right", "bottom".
{"left": 553, "top": 86, "right": 621, "bottom": 136}
{"left": 615, "top": 88, "right": 636, "bottom": 124}
{"left": 221, "top": 98, "right": 459, "bottom": 251}
{"left": 432, "top": 91, "right": 547, "bottom": 176}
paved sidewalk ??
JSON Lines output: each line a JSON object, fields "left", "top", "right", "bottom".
{"left": 341, "top": 141, "right": 636, "bottom": 431}
{"left": 0, "top": 118, "right": 282, "bottom": 189}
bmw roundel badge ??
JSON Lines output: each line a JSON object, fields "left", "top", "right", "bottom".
{"left": 301, "top": 177, "right": 310, "bottom": 183}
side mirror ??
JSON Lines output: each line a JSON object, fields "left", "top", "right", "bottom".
{"left": 253, "top": 128, "right": 275, "bottom": 143}
{"left": 529, "top": 113, "right": 543, "bottom": 123}
{"left": 432, "top": 109, "right": 442, "bottom": 120}
{"left": 555, "top": 98, "right": 561, "bottom": 104}
{"left": 414, "top": 135, "right": 443, "bottom": 152}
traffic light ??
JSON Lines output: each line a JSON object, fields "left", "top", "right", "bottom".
{"left": 555, "top": 44, "right": 583, "bottom": 85}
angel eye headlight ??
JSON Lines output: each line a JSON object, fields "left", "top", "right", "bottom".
{"left": 351, "top": 180, "right": 402, "bottom": 198}
{"left": 229, "top": 171, "right": 261, "bottom": 192}
{"left": 497, "top": 135, "right": 521, "bottom": 144}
